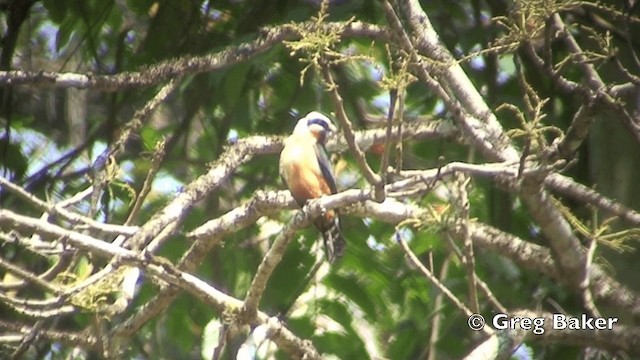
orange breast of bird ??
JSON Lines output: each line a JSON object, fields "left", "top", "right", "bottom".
{"left": 280, "top": 135, "right": 337, "bottom": 227}
{"left": 281, "top": 139, "right": 329, "bottom": 201}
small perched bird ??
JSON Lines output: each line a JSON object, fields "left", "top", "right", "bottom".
{"left": 279, "top": 111, "right": 346, "bottom": 263}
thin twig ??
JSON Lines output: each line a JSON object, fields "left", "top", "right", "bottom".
{"left": 0, "top": 176, "right": 136, "bottom": 236}
{"left": 582, "top": 235, "right": 601, "bottom": 318}
{"left": 455, "top": 174, "right": 479, "bottom": 313}
{"left": 10, "top": 320, "right": 45, "bottom": 359}
{"left": 379, "top": 88, "right": 398, "bottom": 181}
{"left": 125, "top": 139, "right": 167, "bottom": 226}
{"left": 0, "top": 258, "right": 63, "bottom": 294}
{"left": 395, "top": 230, "right": 492, "bottom": 336}
{"left": 426, "top": 255, "right": 451, "bottom": 360}
{"left": 320, "top": 65, "right": 384, "bottom": 201}
{"left": 394, "top": 88, "right": 405, "bottom": 175}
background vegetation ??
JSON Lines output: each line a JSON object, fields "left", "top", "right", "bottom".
{"left": 1, "top": 0, "right": 640, "bottom": 359}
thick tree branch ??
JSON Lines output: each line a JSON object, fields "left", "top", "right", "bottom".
{"left": 0, "top": 22, "right": 386, "bottom": 90}
{"left": 4, "top": 179, "right": 640, "bottom": 355}
{"left": 545, "top": 174, "right": 640, "bottom": 226}
{"left": 395, "top": 0, "right": 519, "bottom": 162}
{"left": 350, "top": 199, "right": 640, "bottom": 317}
{"left": 3, "top": 2, "right": 639, "bottom": 357}
{"left": 121, "top": 251, "right": 323, "bottom": 359}
{"left": 550, "top": 13, "right": 640, "bottom": 145}
{"left": 391, "top": 1, "right": 607, "bottom": 312}
{"left": 125, "top": 120, "right": 453, "bottom": 252}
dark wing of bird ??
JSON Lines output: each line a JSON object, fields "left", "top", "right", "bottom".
{"left": 314, "top": 142, "right": 338, "bottom": 194}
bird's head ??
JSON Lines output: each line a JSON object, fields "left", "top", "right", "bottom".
{"left": 293, "top": 111, "right": 338, "bottom": 145}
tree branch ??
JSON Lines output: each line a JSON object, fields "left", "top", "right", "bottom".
{"left": 0, "top": 22, "right": 386, "bottom": 90}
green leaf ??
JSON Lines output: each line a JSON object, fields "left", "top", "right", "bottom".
{"left": 314, "top": 330, "right": 369, "bottom": 360}
{"left": 141, "top": 126, "right": 163, "bottom": 151}
{"left": 164, "top": 294, "right": 199, "bottom": 353}
{"left": 42, "top": 0, "right": 69, "bottom": 23}
{"left": 262, "top": 234, "right": 315, "bottom": 313}
{"left": 221, "top": 64, "right": 251, "bottom": 110}
{"left": 410, "top": 229, "right": 442, "bottom": 255}
{"left": 0, "top": 138, "right": 28, "bottom": 180}
{"left": 56, "top": 17, "right": 79, "bottom": 52}
{"left": 325, "top": 274, "right": 377, "bottom": 320}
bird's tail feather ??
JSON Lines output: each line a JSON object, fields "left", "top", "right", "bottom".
{"left": 322, "top": 221, "right": 346, "bottom": 263}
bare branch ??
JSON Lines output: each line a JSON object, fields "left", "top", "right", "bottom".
{"left": 0, "top": 320, "right": 96, "bottom": 349}
{"left": 0, "top": 22, "right": 386, "bottom": 90}
{"left": 395, "top": 228, "right": 492, "bottom": 335}
{"left": 111, "top": 122, "right": 454, "bottom": 338}
{"left": 125, "top": 251, "right": 323, "bottom": 359}
{"left": 550, "top": 13, "right": 640, "bottom": 144}
{"left": 321, "top": 65, "right": 384, "bottom": 200}
{"left": 0, "top": 209, "right": 132, "bottom": 258}
{"left": 242, "top": 188, "right": 371, "bottom": 317}
{"left": 545, "top": 174, "right": 640, "bottom": 226}
{"left": 0, "top": 176, "right": 137, "bottom": 237}
{"left": 394, "top": 0, "right": 520, "bottom": 162}
{"left": 454, "top": 174, "right": 479, "bottom": 313}
{"left": 127, "top": 120, "right": 453, "bottom": 252}
{"left": 0, "top": 257, "right": 63, "bottom": 294}
{"left": 241, "top": 213, "right": 305, "bottom": 318}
